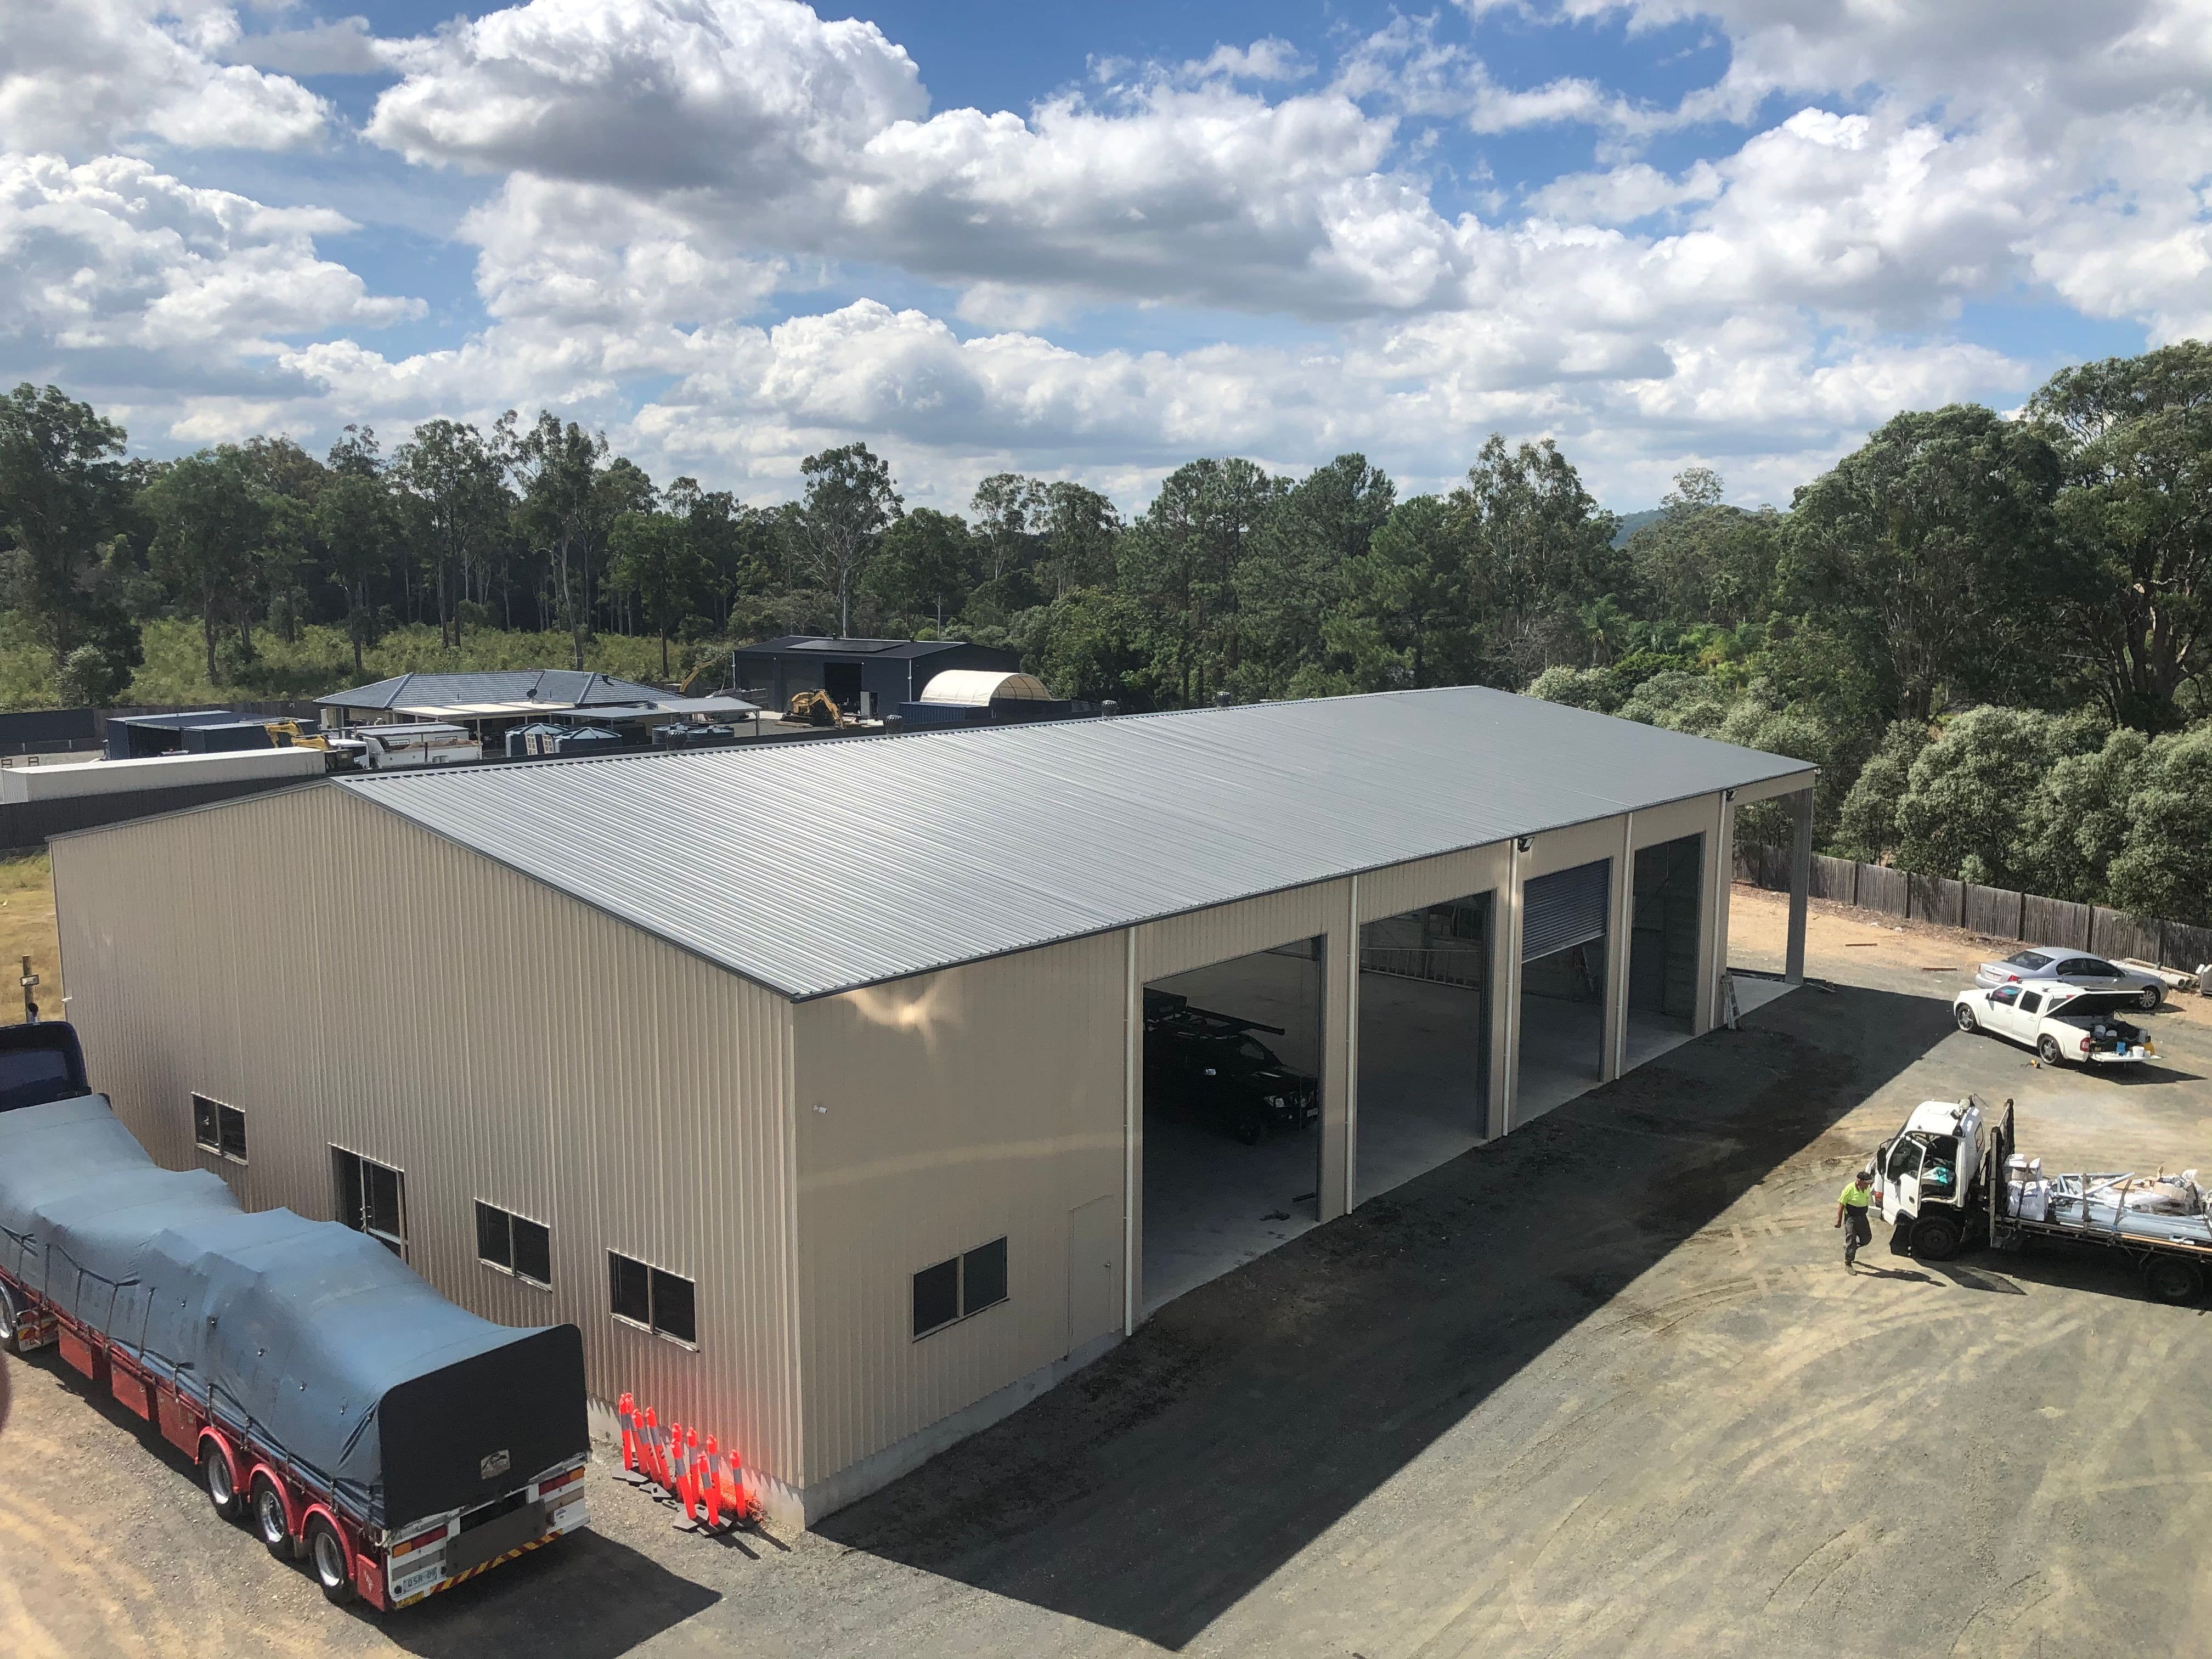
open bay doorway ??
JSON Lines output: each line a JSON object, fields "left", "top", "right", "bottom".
{"left": 1628, "top": 834, "right": 1705, "bottom": 1068}
{"left": 1356, "top": 893, "right": 1492, "bottom": 1204}
{"left": 1142, "top": 939, "right": 1324, "bottom": 1313}
{"left": 1516, "top": 859, "right": 1610, "bottom": 1124}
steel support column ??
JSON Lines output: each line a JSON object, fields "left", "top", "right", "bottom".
{"left": 1122, "top": 928, "right": 1142, "bottom": 1335}
{"left": 1786, "top": 786, "right": 1813, "bottom": 985}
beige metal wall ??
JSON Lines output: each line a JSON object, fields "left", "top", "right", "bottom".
{"left": 788, "top": 929, "right": 1126, "bottom": 1489}
{"left": 50, "top": 786, "right": 806, "bottom": 1489}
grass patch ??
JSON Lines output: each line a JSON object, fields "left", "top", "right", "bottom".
{"left": 123, "top": 619, "right": 686, "bottom": 706}
{"left": 0, "top": 853, "right": 60, "bottom": 1017}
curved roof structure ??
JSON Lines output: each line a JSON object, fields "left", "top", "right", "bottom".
{"left": 918, "top": 670, "right": 1052, "bottom": 706}
{"left": 331, "top": 686, "right": 1813, "bottom": 1003}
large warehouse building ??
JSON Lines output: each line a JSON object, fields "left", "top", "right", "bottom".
{"left": 50, "top": 687, "right": 1813, "bottom": 1526}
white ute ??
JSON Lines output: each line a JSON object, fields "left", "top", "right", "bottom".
{"left": 1951, "top": 980, "right": 2159, "bottom": 1068}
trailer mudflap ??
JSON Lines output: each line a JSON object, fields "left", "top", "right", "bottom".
{"left": 448, "top": 1500, "right": 551, "bottom": 1577}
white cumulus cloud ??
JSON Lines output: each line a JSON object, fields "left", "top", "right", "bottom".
{"left": 0, "top": 151, "right": 419, "bottom": 369}
{"left": 0, "top": 0, "right": 328, "bottom": 154}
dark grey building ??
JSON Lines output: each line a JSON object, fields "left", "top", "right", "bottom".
{"left": 732, "top": 637, "right": 1021, "bottom": 716}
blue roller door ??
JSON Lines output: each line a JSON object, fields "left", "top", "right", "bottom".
{"left": 1522, "top": 860, "right": 1610, "bottom": 960}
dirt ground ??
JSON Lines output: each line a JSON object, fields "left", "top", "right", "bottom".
{"left": 1728, "top": 881, "right": 2212, "bottom": 1029}
{"left": 9, "top": 890, "right": 2212, "bottom": 1657}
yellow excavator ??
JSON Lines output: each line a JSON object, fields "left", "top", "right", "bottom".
{"left": 678, "top": 656, "right": 722, "bottom": 697}
{"left": 262, "top": 719, "right": 336, "bottom": 751}
{"left": 785, "top": 689, "right": 842, "bottom": 727}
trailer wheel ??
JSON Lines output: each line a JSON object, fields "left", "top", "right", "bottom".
{"left": 201, "top": 1446, "right": 242, "bottom": 1521}
{"left": 2145, "top": 1257, "right": 2201, "bottom": 1304}
{"left": 0, "top": 1286, "right": 18, "bottom": 1355}
{"left": 307, "top": 1516, "right": 355, "bottom": 1605}
{"left": 1912, "top": 1216, "right": 1961, "bottom": 1261}
{"left": 252, "top": 1477, "right": 294, "bottom": 1559}
{"left": 2037, "top": 1036, "right": 2066, "bottom": 1066}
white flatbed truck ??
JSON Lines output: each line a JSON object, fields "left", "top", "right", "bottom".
{"left": 1875, "top": 1096, "right": 2212, "bottom": 1303}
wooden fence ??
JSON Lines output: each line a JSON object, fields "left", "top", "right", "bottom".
{"left": 1734, "top": 845, "right": 2212, "bottom": 972}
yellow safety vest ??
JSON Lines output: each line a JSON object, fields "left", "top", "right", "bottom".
{"left": 1839, "top": 1182, "right": 1871, "bottom": 1209}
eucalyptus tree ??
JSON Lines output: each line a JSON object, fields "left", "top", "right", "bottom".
{"left": 498, "top": 412, "right": 606, "bottom": 667}
{"left": 1785, "top": 405, "right": 2065, "bottom": 722}
{"left": 0, "top": 382, "right": 132, "bottom": 663}
{"left": 140, "top": 448, "right": 267, "bottom": 685}
{"left": 790, "top": 443, "right": 902, "bottom": 639}
{"left": 2030, "top": 343, "right": 2212, "bottom": 730}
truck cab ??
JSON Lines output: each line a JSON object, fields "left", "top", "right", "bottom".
{"left": 1875, "top": 1097, "right": 2002, "bottom": 1260}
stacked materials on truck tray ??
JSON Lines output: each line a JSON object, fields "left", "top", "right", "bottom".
{"left": 2005, "top": 1159, "right": 2212, "bottom": 1246}
{"left": 0, "top": 1094, "right": 587, "bottom": 1528}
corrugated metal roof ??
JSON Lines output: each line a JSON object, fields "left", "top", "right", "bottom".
{"left": 319, "top": 670, "right": 663, "bottom": 712}
{"left": 337, "top": 686, "right": 1812, "bottom": 1002}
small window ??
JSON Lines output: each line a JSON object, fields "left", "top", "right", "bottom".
{"left": 333, "top": 1148, "right": 405, "bottom": 1257}
{"left": 476, "top": 1201, "right": 553, "bottom": 1288}
{"left": 912, "top": 1236, "right": 1010, "bottom": 1339}
{"left": 608, "top": 1251, "right": 695, "bottom": 1346}
{"left": 963, "top": 1237, "right": 1008, "bottom": 1314}
{"left": 2019, "top": 992, "right": 2041, "bottom": 1014}
{"left": 192, "top": 1094, "right": 247, "bottom": 1163}
{"left": 610, "top": 1252, "right": 650, "bottom": 1325}
{"left": 651, "top": 1268, "right": 695, "bottom": 1345}
{"left": 912, "top": 1257, "right": 959, "bottom": 1338}
{"left": 514, "top": 1216, "right": 552, "bottom": 1285}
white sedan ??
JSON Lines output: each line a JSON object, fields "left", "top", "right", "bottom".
{"left": 1954, "top": 982, "right": 2159, "bottom": 1067}
{"left": 1974, "top": 947, "right": 2168, "bottom": 1010}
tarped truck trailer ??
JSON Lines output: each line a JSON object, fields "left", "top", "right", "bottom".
{"left": 0, "top": 1025, "right": 590, "bottom": 1610}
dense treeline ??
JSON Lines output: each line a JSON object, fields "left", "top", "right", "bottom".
{"left": 2, "top": 341, "right": 2209, "bottom": 919}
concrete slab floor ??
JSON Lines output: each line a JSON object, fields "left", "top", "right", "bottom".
{"left": 15, "top": 919, "right": 2212, "bottom": 1657}
{"left": 1624, "top": 1006, "right": 1693, "bottom": 1068}
{"left": 1355, "top": 969, "right": 1486, "bottom": 1206}
{"left": 1143, "top": 1107, "right": 1319, "bottom": 1313}
{"left": 1514, "top": 990, "right": 1603, "bottom": 1122}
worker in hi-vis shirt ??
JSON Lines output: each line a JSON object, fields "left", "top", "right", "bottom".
{"left": 1835, "top": 1170, "right": 1875, "bottom": 1269}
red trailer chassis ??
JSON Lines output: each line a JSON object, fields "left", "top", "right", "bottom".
{"left": 0, "top": 1269, "right": 589, "bottom": 1610}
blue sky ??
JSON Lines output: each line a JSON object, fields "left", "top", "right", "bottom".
{"left": 2, "top": 0, "right": 2203, "bottom": 514}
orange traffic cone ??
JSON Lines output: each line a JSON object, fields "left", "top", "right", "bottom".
{"left": 701, "top": 1436, "right": 723, "bottom": 1530}
{"left": 617, "top": 1393, "right": 642, "bottom": 1481}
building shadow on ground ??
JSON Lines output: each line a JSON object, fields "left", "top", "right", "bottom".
{"left": 816, "top": 983, "right": 1953, "bottom": 1651}
{"left": 366, "top": 1526, "right": 719, "bottom": 1659}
